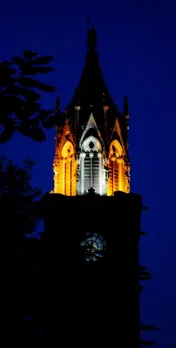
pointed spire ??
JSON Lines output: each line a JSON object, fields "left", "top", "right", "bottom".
{"left": 87, "top": 27, "right": 97, "bottom": 52}
{"left": 123, "top": 96, "right": 129, "bottom": 150}
{"left": 70, "top": 24, "right": 114, "bottom": 110}
{"left": 86, "top": 16, "right": 97, "bottom": 51}
{"left": 123, "top": 96, "right": 129, "bottom": 116}
{"left": 55, "top": 96, "right": 60, "bottom": 116}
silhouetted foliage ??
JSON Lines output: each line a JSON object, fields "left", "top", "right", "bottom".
{"left": 140, "top": 326, "right": 160, "bottom": 347}
{"left": 15, "top": 237, "right": 43, "bottom": 340}
{"left": 0, "top": 50, "right": 56, "bottom": 142}
{"left": 140, "top": 339, "right": 155, "bottom": 346}
{"left": 141, "top": 326, "right": 160, "bottom": 331}
{"left": 0, "top": 156, "right": 43, "bottom": 339}
{"left": 0, "top": 155, "right": 41, "bottom": 243}
{"left": 139, "top": 233, "right": 158, "bottom": 346}
{"left": 140, "top": 266, "right": 152, "bottom": 281}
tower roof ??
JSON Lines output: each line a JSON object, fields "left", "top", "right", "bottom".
{"left": 71, "top": 27, "right": 114, "bottom": 108}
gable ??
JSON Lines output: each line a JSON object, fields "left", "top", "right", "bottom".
{"left": 79, "top": 113, "right": 104, "bottom": 149}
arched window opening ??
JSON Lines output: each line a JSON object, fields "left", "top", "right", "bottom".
{"left": 107, "top": 140, "right": 126, "bottom": 195}
{"left": 61, "top": 140, "right": 74, "bottom": 158}
{"left": 60, "top": 140, "right": 75, "bottom": 195}
{"left": 79, "top": 136, "right": 106, "bottom": 195}
{"left": 109, "top": 140, "right": 122, "bottom": 158}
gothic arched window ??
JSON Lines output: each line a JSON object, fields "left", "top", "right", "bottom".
{"left": 60, "top": 140, "right": 75, "bottom": 195}
{"left": 107, "top": 140, "right": 126, "bottom": 195}
{"left": 79, "top": 136, "right": 105, "bottom": 195}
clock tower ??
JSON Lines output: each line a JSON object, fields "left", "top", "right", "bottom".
{"left": 42, "top": 27, "right": 142, "bottom": 348}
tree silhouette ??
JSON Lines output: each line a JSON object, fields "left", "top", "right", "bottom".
{"left": 0, "top": 50, "right": 56, "bottom": 143}
{"left": 0, "top": 155, "right": 43, "bottom": 340}
{"left": 140, "top": 325, "right": 160, "bottom": 346}
{"left": 140, "top": 231, "right": 159, "bottom": 346}
{"left": 0, "top": 50, "right": 55, "bottom": 338}
{"left": 0, "top": 155, "right": 41, "bottom": 244}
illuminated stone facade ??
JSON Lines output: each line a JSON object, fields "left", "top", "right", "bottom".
{"left": 53, "top": 120, "right": 77, "bottom": 195}
{"left": 53, "top": 28, "right": 130, "bottom": 196}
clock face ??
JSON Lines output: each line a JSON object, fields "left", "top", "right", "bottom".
{"left": 80, "top": 232, "right": 107, "bottom": 262}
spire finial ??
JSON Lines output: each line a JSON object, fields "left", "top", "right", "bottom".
{"left": 123, "top": 96, "right": 129, "bottom": 116}
{"left": 87, "top": 18, "right": 97, "bottom": 51}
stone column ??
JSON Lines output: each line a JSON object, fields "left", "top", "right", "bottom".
{"left": 117, "top": 158, "right": 124, "bottom": 192}
{"left": 80, "top": 153, "right": 86, "bottom": 194}
{"left": 89, "top": 152, "right": 94, "bottom": 188}
{"left": 98, "top": 152, "right": 102, "bottom": 195}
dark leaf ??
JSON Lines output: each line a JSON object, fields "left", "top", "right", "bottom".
{"left": 18, "top": 77, "right": 56, "bottom": 92}
{"left": 21, "top": 66, "right": 54, "bottom": 75}
{"left": 140, "top": 266, "right": 147, "bottom": 271}
{"left": 1, "top": 95, "right": 26, "bottom": 116}
{"left": 21, "top": 88, "right": 41, "bottom": 102}
{"left": 14, "top": 103, "right": 41, "bottom": 121}
{"left": 0, "top": 60, "right": 10, "bottom": 68}
{"left": 38, "top": 109, "right": 52, "bottom": 120}
{"left": 0, "top": 51, "right": 55, "bottom": 142}
{"left": 140, "top": 339, "right": 155, "bottom": 346}
{"left": 23, "top": 50, "right": 39, "bottom": 60}
{"left": 18, "top": 122, "right": 31, "bottom": 136}
{"left": 12, "top": 56, "right": 26, "bottom": 67}
{"left": 0, "top": 60, "right": 14, "bottom": 71}
{"left": 27, "top": 117, "right": 40, "bottom": 126}
{"left": 31, "top": 56, "right": 53, "bottom": 65}
{"left": 140, "top": 325, "right": 160, "bottom": 331}
{"left": 140, "top": 231, "right": 147, "bottom": 235}
{"left": 5, "top": 83, "right": 41, "bottom": 102}
{"left": 139, "top": 284, "right": 144, "bottom": 293}
{"left": 0, "top": 125, "right": 14, "bottom": 143}
{"left": 14, "top": 85, "right": 41, "bottom": 101}
{"left": 41, "top": 119, "right": 53, "bottom": 129}
{"left": 28, "top": 126, "right": 46, "bottom": 141}
{"left": 49, "top": 114, "right": 59, "bottom": 125}
{"left": 0, "top": 62, "right": 16, "bottom": 85}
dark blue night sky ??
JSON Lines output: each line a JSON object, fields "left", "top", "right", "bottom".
{"left": 1, "top": 0, "right": 176, "bottom": 346}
